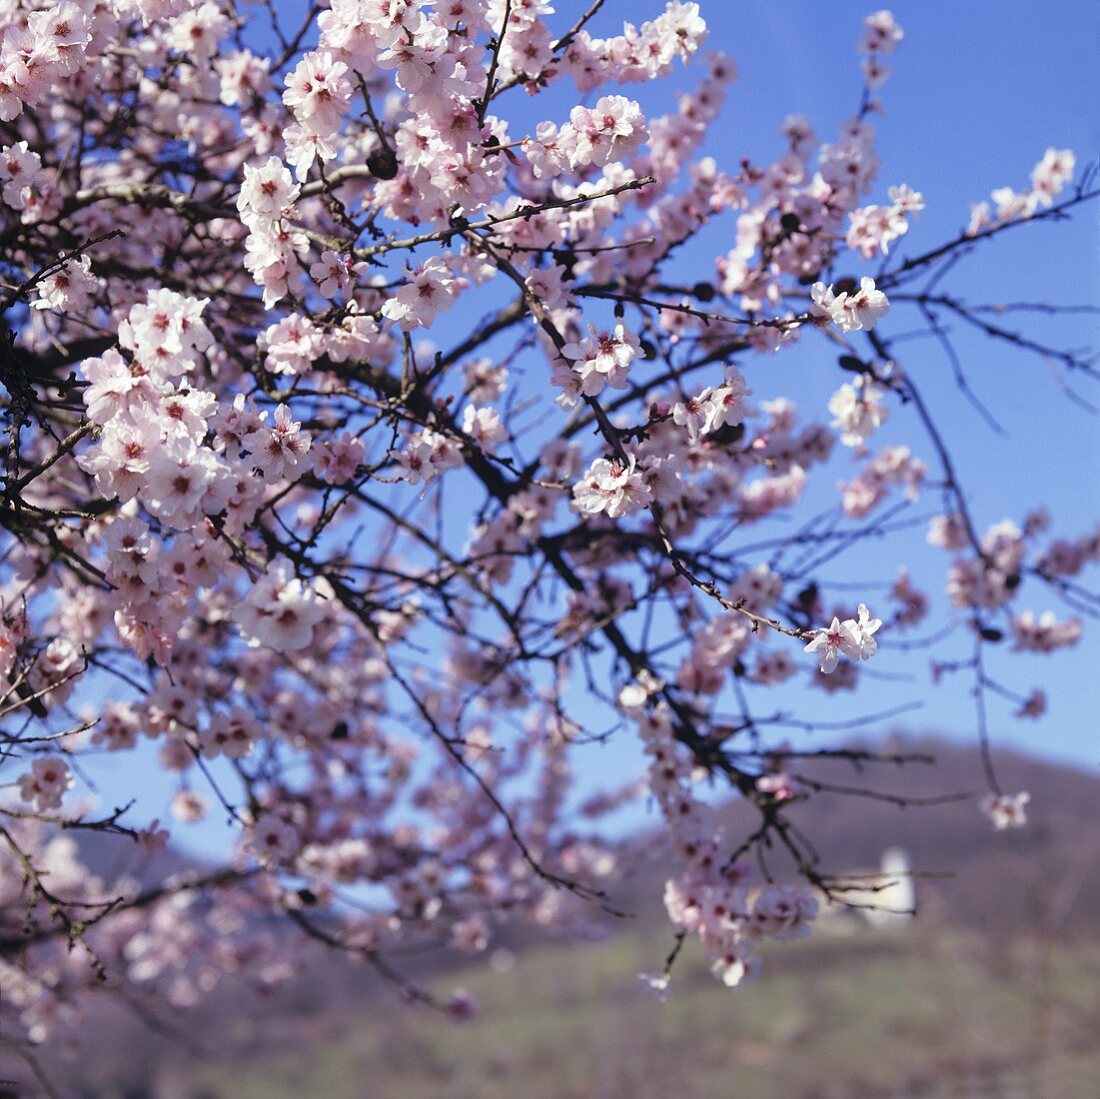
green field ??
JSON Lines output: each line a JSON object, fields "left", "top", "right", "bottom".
{"left": 179, "top": 925, "right": 1100, "bottom": 1099}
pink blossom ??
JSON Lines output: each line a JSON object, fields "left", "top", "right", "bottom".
{"left": 1010, "top": 611, "right": 1082, "bottom": 653}
{"left": 745, "top": 885, "right": 818, "bottom": 941}
{"left": 572, "top": 455, "right": 654, "bottom": 519}
{"left": 1029, "top": 148, "right": 1074, "bottom": 207}
{"left": 0, "top": 0, "right": 1092, "bottom": 1029}
{"left": 828, "top": 375, "right": 889, "bottom": 445}
{"left": 981, "top": 791, "right": 1030, "bottom": 831}
{"left": 755, "top": 770, "right": 802, "bottom": 801}
{"left": 239, "top": 157, "right": 300, "bottom": 222}
{"left": 395, "top": 426, "right": 464, "bottom": 485}
{"left": 461, "top": 405, "right": 508, "bottom": 454}
{"left": 560, "top": 323, "right": 639, "bottom": 397}
{"left": 260, "top": 315, "right": 322, "bottom": 375}
{"left": 836, "top": 277, "right": 890, "bottom": 332}
{"left": 1015, "top": 689, "right": 1047, "bottom": 720}
{"left": 859, "top": 11, "right": 904, "bottom": 56}
{"left": 172, "top": 789, "right": 209, "bottom": 823}
{"left": 137, "top": 819, "right": 170, "bottom": 857}
{"left": 804, "top": 615, "right": 861, "bottom": 674}
{"left": 564, "top": 95, "right": 648, "bottom": 168}
{"left": 32, "top": 254, "right": 97, "bottom": 312}
{"left": 283, "top": 51, "right": 352, "bottom": 138}
{"left": 310, "top": 250, "right": 363, "bottom": 299}
{"left": 231, "top": 557, "right": 325, "bottom": 653}
{"left": 17, "top": 758, "right": 74, "bottom": 811}
{"left": 243, "top": 404, "right": 312, "bottom": 482}
{"left": 166, "top": 2, "right": 229, "bottom": 58}
{"left": 381, "top": 256, "right": 459, "bottom": 331}
{"left": 313, "top": 433, "right": 366, "bottom": 484}
{"left": 805, "top": 604, "right": 880, "bottom": 675}
{"left": 119, "top": 289, "right": 213, "bottom": 378}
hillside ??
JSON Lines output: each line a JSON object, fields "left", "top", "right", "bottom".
{"left": 618, "top": 733, "right": 1100, "bottom": 935}
{"left": 13, "top": 734, "right": 1100, "bottom": 1098}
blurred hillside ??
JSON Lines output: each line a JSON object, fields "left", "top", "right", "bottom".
{"left": 12, "top": 734, "right": 1100, "bottom": 1098}
{"left": 618, "top": 732, "right": 1100, "bottom": 936}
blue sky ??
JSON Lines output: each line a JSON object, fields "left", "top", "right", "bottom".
{"left": 699, "top": 0, "right": 1099, "bottom": 768}
{"left": 76, "top": 1, "right": 1098, "bottom": 857}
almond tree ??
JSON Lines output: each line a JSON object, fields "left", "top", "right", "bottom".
{"left": 0, "top": 0, "right": 1096, "bottom": 1072}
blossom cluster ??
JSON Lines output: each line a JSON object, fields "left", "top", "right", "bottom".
{"left": 623, "top": 690, "right": 819, "bottom": 989}
{"left": 968, "top": 148, "right": 1076, "bottom": 235}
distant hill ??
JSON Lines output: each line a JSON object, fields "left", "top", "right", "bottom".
{"left": 65, "top": 732, "right": 1100, "bottom": 938}
{"left": 70, "top": 824, "right": 200, "bottom": 889}
{"left": 23, "top": 733, "right": 1100, "bottom": 1098}
{"left": 615, "top": 733, "right": 1100, "bottom": 935}
{"left": 65, "top": 732, "right": 1100, "bottom": 937}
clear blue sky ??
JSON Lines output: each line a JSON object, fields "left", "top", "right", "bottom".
{"left": 82, "top": 2, "right": 1098, "bottom": 857}
{"left": 696, "top": 0, "right": 1099, "bottom": 769}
